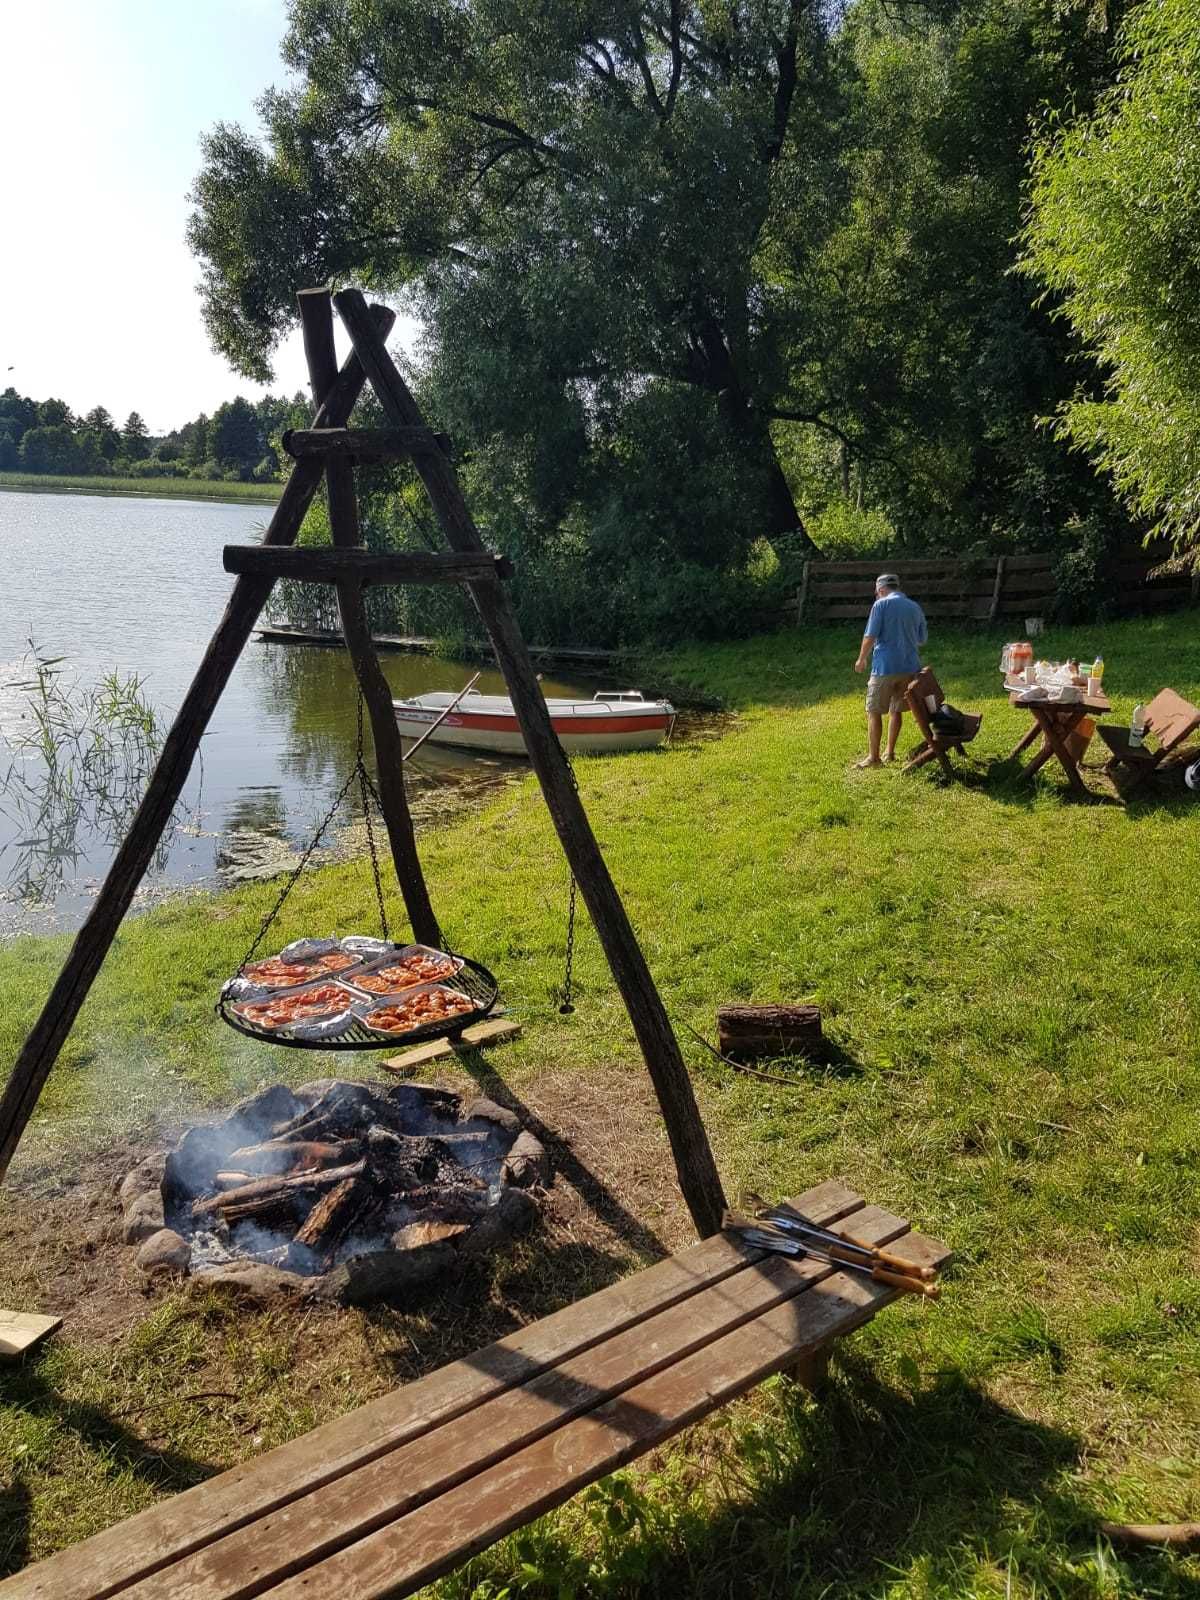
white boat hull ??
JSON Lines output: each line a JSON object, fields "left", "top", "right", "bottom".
{"left": 393, "top": 692, "right": 674, "bottom": 756}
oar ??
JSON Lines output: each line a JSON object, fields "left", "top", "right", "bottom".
{"left": 400, "top": 672, "right": 482, "bottom": 763}
{"left": 723, "top": 1214, "right": 939, "bottom": 1300}
{"left": 745, "top": 1195, "right": 938, "bottom": 1281}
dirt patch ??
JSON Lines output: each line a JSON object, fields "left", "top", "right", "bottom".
{"left": 0, "top": 1065, "right": 691, "bottom": 1349}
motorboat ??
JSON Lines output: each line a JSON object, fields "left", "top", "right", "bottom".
{"left": 393, "top": 689, "right": 676, "bottom": 756}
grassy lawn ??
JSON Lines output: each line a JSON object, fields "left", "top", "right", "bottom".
{"left": 1, "top": 613, "right": 1199, "bottom": 1596}
{"left": 0, "top": 472, "right": 281, "bottom": 504}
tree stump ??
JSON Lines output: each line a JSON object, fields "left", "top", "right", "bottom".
{"left": 716, "top": 1004, "right": 823, "bottom": 1061}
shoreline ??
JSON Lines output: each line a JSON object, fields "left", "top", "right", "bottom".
{"left": 0, "top": 472, "right": 281, "bottom": 506}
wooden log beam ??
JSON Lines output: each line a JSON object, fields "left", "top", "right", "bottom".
{"left": 0, "top": 308, "right": 393, "bottom": 1188}
{"left": 334, "top": 286, "right": 727, "bottom": 1239}
{"left": 283, "top": 426, "right": 452, "bottom": 463}
{"left": 717, "top": 1004, "right": 824, "bottom": 1062}
{"left": 222, "top": 545, "right": 508, "bottom": 586}
{"left": 297, "top": 288, "right": 441, "bottom": 948}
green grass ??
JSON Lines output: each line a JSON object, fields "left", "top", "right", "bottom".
{"left": 0, "top": 472, "right": 281, "bottom": 504}
{"left": 2, "top": 613, "right": 1200, "bottom": 1597}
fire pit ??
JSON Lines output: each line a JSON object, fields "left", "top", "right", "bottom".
{"left": 119, "top": 1079, "right": 549, "bottom": 1304}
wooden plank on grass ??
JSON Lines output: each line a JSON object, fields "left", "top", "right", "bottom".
{"left": 381, "top": 1017, "right": 520, "bottom": 1075}
{"left": 0, "top": 1310, "right": 61, "bottom": 1360}
{"left": 261, "top": 1273, "right": 892, "bottom": 1600}
{"left": 4, "top": 1183, "right": 865, "bottom": 1600}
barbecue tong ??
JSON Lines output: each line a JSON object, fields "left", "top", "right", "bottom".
{"left": 724, "top": 1212, "right": 939, "bottom": 1299}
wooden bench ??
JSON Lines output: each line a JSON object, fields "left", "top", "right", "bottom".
{"left": 2, "top": 1180, "right": 948, "bottom": 1600}
{"left": 903, "top": 666, "right": 982, "bottom": 779}
{"left": 1098, "top": 688, "right": 1200, "bottom": 791}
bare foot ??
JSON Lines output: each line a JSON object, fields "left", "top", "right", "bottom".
{"left": 854, "top": 756, "right": 883, "bottom": 769}
{"left": 883, "top": 752, "right": 897, "bottom": 763}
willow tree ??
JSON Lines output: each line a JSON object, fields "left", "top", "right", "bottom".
{"left": 187, "top": 1, "right": 869, "bottom": 555}
{"left": 1023, "top": 0, "right": 1200, "bottom": 560}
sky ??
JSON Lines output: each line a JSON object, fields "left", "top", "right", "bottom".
{"left": 0, "top": 2, "right": 415, "bottom": 433}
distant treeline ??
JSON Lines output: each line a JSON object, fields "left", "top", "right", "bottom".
{"left": 0, "top": 388, "right": 308, "bottom": 484}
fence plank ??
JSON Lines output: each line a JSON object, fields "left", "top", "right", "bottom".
{"left": 808, "top": 578, "right": 996, "bottom": 600}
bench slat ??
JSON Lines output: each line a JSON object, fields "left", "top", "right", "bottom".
{"left": 4, "top": 1183, "right": 865, "bottom": 1600}
{"left": 125, "top": 1255, "right": 838, "bottom": 1600}
{"left": 262, "top": 1273, "right": 891, "bottom": 1600}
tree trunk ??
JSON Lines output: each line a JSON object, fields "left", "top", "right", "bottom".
{"left": 695, "top": 314, "right": 816, "bottom": 551}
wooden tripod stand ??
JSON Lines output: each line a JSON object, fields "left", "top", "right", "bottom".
{"left": 0, "top": 287, "right": 726, "bottom": 1237}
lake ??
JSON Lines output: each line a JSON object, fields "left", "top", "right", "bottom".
{"left": 0, "top": 490, "right": 589, "bottom": 935}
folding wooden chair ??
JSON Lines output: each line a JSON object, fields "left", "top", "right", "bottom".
{"left": 903, "top": 666, "right": 982, "bottom": 778}
{"left": 1097, "top": 688, "right": 1200, "bottom": 791}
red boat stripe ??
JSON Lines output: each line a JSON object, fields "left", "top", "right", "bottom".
{"left": 399, "top": 712, "right": 670, "bottom": 735}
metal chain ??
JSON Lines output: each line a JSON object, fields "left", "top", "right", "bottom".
{"left": 357, "top": 759, "right": 390, "bottom": 942}
{"left": 559, "top": 872, "right": 577, "bottom": 1014}
{"left": 237, "top": 760, "right": 362, "bottom": 970}
{"left": 237, "top": 691, "right": 391, "bottom": 969}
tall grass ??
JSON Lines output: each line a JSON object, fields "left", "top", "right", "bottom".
{"left": 0, "top": 643, "right": 168, "bottom": 903}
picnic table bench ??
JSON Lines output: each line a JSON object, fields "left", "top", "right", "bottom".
{"left": 1098, "top": 688, "right": 1200, "bottom": 791}
{"left": 3, "top": 1180, "right": 948, "bottom": 1600}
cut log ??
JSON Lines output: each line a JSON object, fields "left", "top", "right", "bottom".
{"left": 219, "top": 1194, "right": 306, "bottom": 1227}
{"left": 192, "top": 1159, "right": 367, "bottom": 1217}
{"left": 293, "top": 1176, "right": 369, "bottom": 1254}
{"left": 227, "top": 1138, "right": 356, "bottom": 1176}
{"left": 716, "top": 1004, "right": 824, "bottom": 1062}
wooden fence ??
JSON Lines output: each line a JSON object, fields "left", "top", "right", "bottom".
{"left": 795, "top": 548, "right": 1198, "bottom": 627}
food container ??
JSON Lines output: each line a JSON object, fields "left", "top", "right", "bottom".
{"left": 223, "top": 936, "right": 378, "bottom": 1002}
{"left": 359, "top": 983, "right": 477, "bottom": 1038}
{"left": 231, "top": 977, "right": 365, "bottom": 1041}
{"left": 348, "top": 944, "right": 465, "bottom": 997}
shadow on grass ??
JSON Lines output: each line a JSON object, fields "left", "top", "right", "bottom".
{"left": 453, "top": 1356, "right": 1200, "bottom": 1599}
{"left": 453, "top": 1048, "right": 671, "bottom": 1265}
{"left": 361, "top": 1237, "right": 641, "bottom": 1382}
{"left": 0, "top": 1361, "right": 213, "bottom": 1580}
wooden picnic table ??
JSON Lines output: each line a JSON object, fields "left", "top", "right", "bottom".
{"left": 1007, "top": 689, "right": 1111, "bottom": 796}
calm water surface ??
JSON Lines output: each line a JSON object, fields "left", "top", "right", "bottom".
{"left": 0, "top": 491, "right": 588, "bottom": 934}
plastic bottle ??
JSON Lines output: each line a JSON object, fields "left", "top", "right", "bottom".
{"left": 1092, "top": 655, "right": 1104, "bottom": 684}
{"left": 1130, "top": 703, "right": 1147, "bottom": 749}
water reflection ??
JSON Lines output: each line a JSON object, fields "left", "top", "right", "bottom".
{"left": 0, "top": 489, "right": 596, "bottom": 935}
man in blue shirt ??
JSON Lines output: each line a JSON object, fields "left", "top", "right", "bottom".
{"left": 853, "top": 573, "right": 927, "bottom": 767}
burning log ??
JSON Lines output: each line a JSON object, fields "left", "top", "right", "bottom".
{"left": 288, "top": 1175, "right": 372, "bottom": 1270}
{"left": 192, "top": 1158, "right": 367, "bottom": 1218}
{"left": 269, "top": 1082, "right": 377, "bottom": 1142}
{"left": 227, "top": 1138, "right": 357, "bottom": 1176}
{"left": 219, "top": 1193, "right": 307, "bottom": 1227}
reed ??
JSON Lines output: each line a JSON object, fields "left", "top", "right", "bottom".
{"left": 0, "top": 642, "right": 169, "bottom": 903}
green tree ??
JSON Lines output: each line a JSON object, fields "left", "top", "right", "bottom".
{"left": 0, "top": 387, "right": 38, "bottom": 443}
{"left": 83, "top": 405, "right": 121, "bottom": 460}
{"left": 19, "top": 424, "right": 80, "bottom": 473}
{"left": 36, "top": 397, "right": 74, "bottom": 429}
{"left": 187, "top": 0, "right": 899, "bottom": 549}
{"left": 210, "top": 395, "right": 264, "bottom": 477}
{"left": 765, "top": 0, "right": 1129, "bottom": 554}
{"left": 121, "top": 411, "right": 150, "bottom": 461}
{"left": 1022, "top": 0, "right": 1200, "bottom": 556}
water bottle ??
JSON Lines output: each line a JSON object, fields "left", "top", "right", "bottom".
{"left": 1130, "top": 703, "right": 1147, "bottom": 749}
{"left": 1088, "top": 655, "right": 1104, "bottom": 696}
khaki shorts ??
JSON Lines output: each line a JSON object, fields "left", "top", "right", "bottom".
{"left": 865, "top": 672, "right": 912, "bottom": 714}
